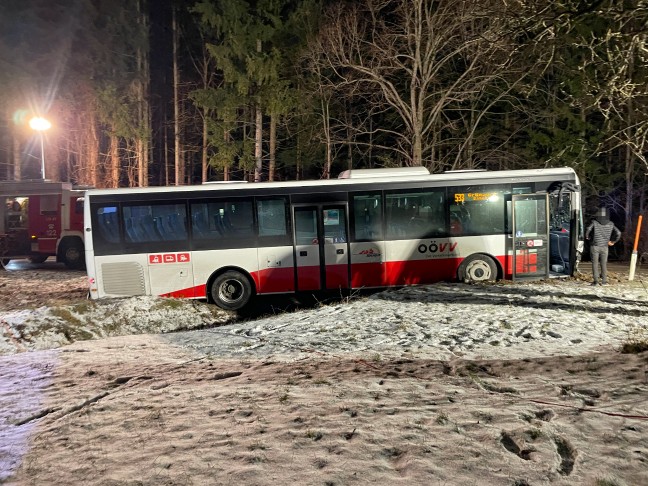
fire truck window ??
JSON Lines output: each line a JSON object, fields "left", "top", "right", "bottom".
{"left": 39, "top": 195, "right": 59, "bottom": 216}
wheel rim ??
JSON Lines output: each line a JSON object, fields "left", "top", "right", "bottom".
{"left": 465, "top": 259, "right": 493, "bottom": 281}
{"left": 218, "top": 279, "right": 244, "bottom": 304}
{"left": 66, "top": 247, "right": 81, "bottom": 263}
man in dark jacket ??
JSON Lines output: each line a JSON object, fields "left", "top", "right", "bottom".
{"left": 586, "top": 207, "right": 621, "bottom": 285}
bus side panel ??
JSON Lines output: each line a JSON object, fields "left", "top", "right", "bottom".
{"left": 350, "top": 242, "right": 386, "bottom": 288}
{"left": 384, "top": 240, "right": 460, "bottom": 285}
{"left": 93, "top": 254, "right": 150, "bottom": 297}
{"left": 148, "top": 252, "right": 194, "bottom": 298}
{"left": 383, "top": 236, "right": 507, "bottom": 285}
{"left": 191, "top": 248, "right": 263, "bottom": 298}
{"left": 256, "top": 246, "right": 296, "bottom": 294}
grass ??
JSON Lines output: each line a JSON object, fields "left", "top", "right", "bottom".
{"left": 619, "top": 327, "right": 648, "bottom": 354}
{"left": 306, "top": 429, "right": 323, "bottom": 441}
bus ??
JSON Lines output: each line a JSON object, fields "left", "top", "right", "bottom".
{"left": 0, "top": 180, "right": 86, "bottom": 269}
{"left": 84, "top": 167, "right": 583, "bottom": 310}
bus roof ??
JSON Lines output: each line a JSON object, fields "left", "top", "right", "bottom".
{"left": 84, "top": 167, "right": 579, "bottom": 198}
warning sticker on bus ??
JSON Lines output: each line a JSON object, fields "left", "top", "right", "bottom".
{"left": 148, "top": 253, "right": 191, "bottom": 265}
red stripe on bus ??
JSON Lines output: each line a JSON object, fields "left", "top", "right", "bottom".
{"left": 161, "top": 253, "right": 514, "bottom": 299}
{"left": 254, "top": 267, "right": 296, "bottom": 293}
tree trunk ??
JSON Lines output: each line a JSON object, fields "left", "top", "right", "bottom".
{"left": 202, "top": 108, "right": 209, "bottom": 182}
{"left": 268, "top": 113, "right": 277, "bottom": 181}
{"left": 173, "top": 6, "right": 182, "bottom": 186}
{"left": 110, "top": 134, "right": 120, "bottom": 188}
{"left": 254, "top": 38, "right": 263, "bottom": 183}
{"left": 136, "top": 0, "right": 150, "bottom": 187}
{"left": 254, "top": 104, "right": 263, "bottom": 182}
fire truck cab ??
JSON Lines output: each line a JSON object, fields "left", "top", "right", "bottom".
{"left": 0, "top": 180, "right": 85, "bottom": 269}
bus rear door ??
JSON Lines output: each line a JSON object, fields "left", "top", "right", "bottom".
{"left": 511, "top": 194, "right": 550, "bottom": 280}
{"left": 293, "top": 204, "right": 350, "bottom": 292}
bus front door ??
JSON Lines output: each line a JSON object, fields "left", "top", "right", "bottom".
{"left": 511, "top": 194, "right": 550, "bottom": 280}
{"left": 293, "top": 205, "right": 350, "bottom": 292}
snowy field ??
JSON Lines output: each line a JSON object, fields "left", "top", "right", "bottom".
{"left": 1, "top": 261, "right": 647, "bottom": 485}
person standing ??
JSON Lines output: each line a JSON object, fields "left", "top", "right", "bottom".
{"left": 586, "top": 207, "right": 621, "bottom": 285}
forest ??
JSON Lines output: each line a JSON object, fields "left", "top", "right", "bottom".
{"left": 0, "top": 0, "right": 647, "bottom": 248}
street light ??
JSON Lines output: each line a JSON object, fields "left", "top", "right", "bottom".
{"left": 29, "top": 116, "right": 51, "bottom": 180}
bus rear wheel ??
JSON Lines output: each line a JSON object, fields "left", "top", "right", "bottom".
{"left": 210, "top": 271, "right": 253, "bottom": 310}
{"left": 460, "top": 254, "right": 497, "bottom": 283}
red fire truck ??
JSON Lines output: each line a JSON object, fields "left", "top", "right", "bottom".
{"left": 0, "top": 180, "right": 86, "bottom": 269}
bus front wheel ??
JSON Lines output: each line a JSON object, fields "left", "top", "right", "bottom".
{"left": 459, "top": 254, "right": 497, "bottom": 283}
{"left": 210, "top": 271, "right": 253, "bottom": 310}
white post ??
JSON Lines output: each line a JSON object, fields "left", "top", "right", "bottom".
{"left": 629, "top": 215, "right": 643, "bottom": 282}
{"left": 40, "top": 134, "right": 46, "bottom": 180}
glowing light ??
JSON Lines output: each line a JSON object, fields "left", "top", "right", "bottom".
{"left": 29, "top": 117, "right": 52, "bottom": 132}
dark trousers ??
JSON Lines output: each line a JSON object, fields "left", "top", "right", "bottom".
{"left": 591, "top": 246, "right": 609, "bottom": 284}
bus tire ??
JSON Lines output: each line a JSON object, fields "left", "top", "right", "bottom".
{"left": 59, "top": 238, "right": 85, "bottom": 270}
{"left": 459, "top": 254, "right": 497, "bottom": 283}
{"left": 28, "top": 255, "right": 48, "bottom": 264}
{"left": 210, "top": 270, "right": 253, "bottom": 310}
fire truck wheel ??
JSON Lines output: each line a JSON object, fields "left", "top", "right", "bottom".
{"left": 459, "top": 254, "right": 497, "bottom": 283}
{"left": 60, "top": 240, "right": 85, "bottom": 270}
{"left": 28, "top": 255, "right": 48, "bottom": 264}
{"left": 0, "top": 259, "right": 9, "bottom": 269}
{"left": 210, "top": 270, "right": 253, "bottom": 310}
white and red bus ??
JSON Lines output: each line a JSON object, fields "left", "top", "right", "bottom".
{"left": 0, "top": 180, "right": 86, "bottom": 269}
{"left": 84, "top": 167, "right": 583, "bottom": 309}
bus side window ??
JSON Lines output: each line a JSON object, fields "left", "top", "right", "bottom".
{"left": 257, "top": 198, "right": 288, "bottom": 237}
{"left": 96, "top": 206, "right": 120, "bottom": 244}
{"left": 351, "top": 193, "right": 382, "bottom": 241}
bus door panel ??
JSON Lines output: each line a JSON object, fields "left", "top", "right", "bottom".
{"left": 321, "top": 207, "right": 350, "bottom": 290}
{"left": 148, "top": 252, "right": 195, "bottom": 298}
{"left": 294, "top": 207, "right": 321, "bottom": 291}
{"left": 510, "top": 194, "right": 550, "bottom": 280}
{"left": 293, "top": 205, "right": 350, "bottom": 292}
{"left": 28, "top": 194, "right": 62, "bottom": 254}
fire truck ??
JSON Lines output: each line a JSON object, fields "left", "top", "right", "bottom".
{"left": 0, "top": 180, "right": 86, "bottom": 269}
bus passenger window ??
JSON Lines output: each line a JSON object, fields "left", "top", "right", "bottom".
{"left": 96, "top": 206, "right": 120, "bottom": 244}
{"left": 192, "top": 200, "right": 254, "bottom": 240}
{"left": 450, "top": 188, "right": 506, "bottom": 235}
{"left": 352, "top": 193, "right": 382, "bottom": 241}
{"left": 124, "top": 204, "right": 187, "bottom": 242}
{"left": 385, "top": 190, "right": 445, "bottom": 240}
{"left": 257, "top": 199, "right": 287, "bottom": 237}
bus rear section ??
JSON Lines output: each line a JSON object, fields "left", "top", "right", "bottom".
{"left": 84, "top": 167, "right": 582, "bottom": 310}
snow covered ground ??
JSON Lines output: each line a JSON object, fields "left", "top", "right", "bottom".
{"left": 163, "top": 279, "right": 648, "bottom": 362}
{"left": 1, "top": 261, "right": 648, "bottom": 485}
{"left": 1, "top": 262, "right": 647, "bottom": 360}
